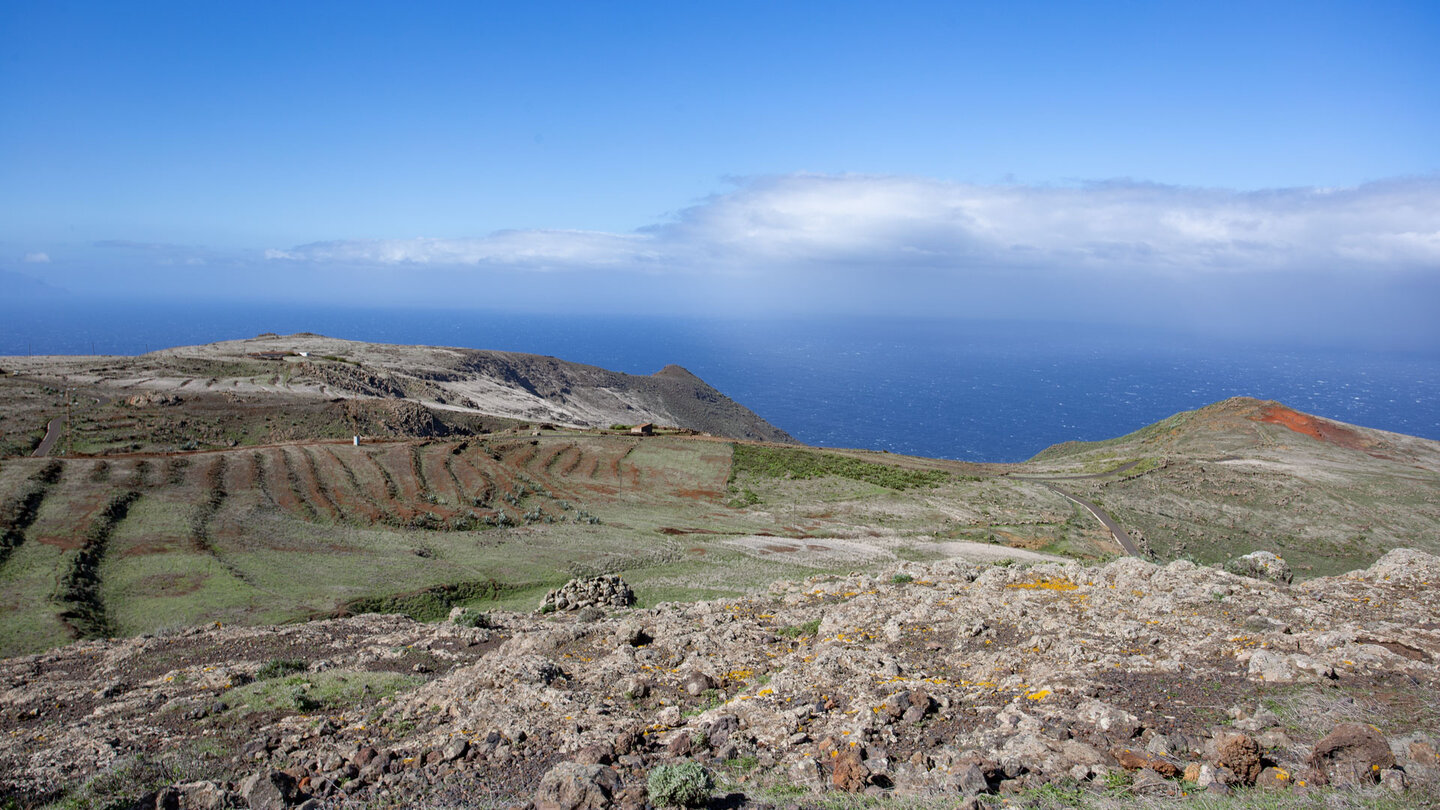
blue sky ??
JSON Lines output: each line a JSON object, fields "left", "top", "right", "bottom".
{"left": 2, "top": 1, "right": 1437, "bottom": 342}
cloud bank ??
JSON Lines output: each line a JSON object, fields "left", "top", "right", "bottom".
{"left": 266, "top": 174, "right": 1440, "bottom": 278}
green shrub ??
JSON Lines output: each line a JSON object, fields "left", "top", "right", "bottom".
{"left": 777, "top": 619, "right": 822, "bottom": 638}
{"left": 256, "top": 658, "right": 308, "bottom": 680}
{"left": 344, "top": 579, "right": 517, "bottom": 621}
{"left": 891, "top": 573, "right": 914, "bottom": 584}
{"left": 647, "top": 761, "right": 713, "bottom": 807}
{"left": 453, "top": 608, "right": 492, "bottom": 628}
{"left": 730, "top": 444, "right": 950, "bottom": 490}
{"left": 726, "top": 487, "right": 761, "bottom": 508}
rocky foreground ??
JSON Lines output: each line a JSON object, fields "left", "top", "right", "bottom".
{"left": 3, "top": 550, "right": 1439, "bottom": 808}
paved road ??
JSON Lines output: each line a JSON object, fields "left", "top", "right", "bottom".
{"left": 32, "top": 415, "right": 66, "bottom": 457}
{"left": 1034, "top": 481, "right": 1142, "bottom": 557}
{"left": 31, "top": 395, "right": 109, "bottom": 458}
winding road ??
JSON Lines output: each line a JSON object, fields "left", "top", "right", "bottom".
{"left": 1011, "top": 461, "right": 1143, "bottom": 557}
{"left": 1033, "top": 481, "right": 1141, "bottom": 556}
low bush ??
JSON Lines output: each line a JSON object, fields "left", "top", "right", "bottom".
{"left": 647, "top": 761, "right": 713, "bottom": 807}
{"left": 256, "top": 658, "right": 308, "bottom": 680}
{"left": 453, "top": 608, "right": 493, "bottom": 628}
{"left": 777, "top": 619, "right": 822, "bottom": 638}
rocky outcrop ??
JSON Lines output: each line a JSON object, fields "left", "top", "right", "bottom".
{"left": 1308, "top": 723, "right": 1397, "bottom": 786}
{"left": 541, "top": 576, "right": 636, "bottom": 612}
{"left": 2, "top": 550, "right": 1438, "bottom": 808}
{"left": 1225, "top": 550, "right": 1293, "bottom": 584}
{"left": 534, "top": 762, "right": 623, "bottom": 810}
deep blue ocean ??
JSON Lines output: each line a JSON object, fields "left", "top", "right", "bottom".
{"left": 3, "top": 302, "right": 1436, "bottom": 462}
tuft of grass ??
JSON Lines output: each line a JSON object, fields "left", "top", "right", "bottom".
{"left": 452, "top": 607, "right": 493, "bottom": 628}
{"left": 777, "top": 619, "right": 822, "bottom": 638}
{"left": 256, "top": 658, "right": 308, "bottom": 681}
{"left": 726, "top": 487, "right": 762, "bottom": 508}
{"left": 724, "top": 755, "right": 760, "bottom": 775}
{"left": 891, "top": 573, "right": 914, "bottom": 584}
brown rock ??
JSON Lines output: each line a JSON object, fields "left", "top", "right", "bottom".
{"left": 241, "top": 770, "right": 301, "bottom": 810}
{"left": 951, "top": 762, "right": 990, "bottom": 797}
{"left": 831, "top": 750, "right": 869, "bottom": 792}
{"left": 576, "top": 743, "right": 615, "bottom": 765}
{"left": 1111, "top": 747, "right": 1180, "bottom": 778}
{"left": 534, "top": 762, "right": 623, "bottom": 810}
{"left": 1131, "top": 768, "right": 1172, "bottom": 794}
{"left": 615, "top": 785, "right": 648, "bottom": 810}
{"left": 613, "top": 728, "right": 644, "bottom": 757}
{"left": 882, "top": 691, "right": 911, "bottom": 719}
{"left": 1380, "top": 767, "right": 1408, "bottom": 792}
{"left": 1256, "top": 766, "right": 1292, "bottom": 789}
{"left": 1216, "top": 733, "right": 1263, "bottom": 786}
{"left": 1308, "top": 723, "right": 1396, "bottom": 786}
{"left": 682, "top": 671, "right": 714, "bottom": 697}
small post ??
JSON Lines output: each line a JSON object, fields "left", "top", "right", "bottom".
{"left": 353, "top": 435, "right": 360, "bottom": 446}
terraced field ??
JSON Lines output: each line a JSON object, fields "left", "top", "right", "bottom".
{"left": 0, "top": 432, "right": 1123, "bottom": 657}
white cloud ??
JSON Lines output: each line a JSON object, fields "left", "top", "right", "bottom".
{"left": 267, "top": 230, "right": 659, "bottom": 270}
{"left": 21, "top": 252, "right": 50, "bottom": 263}
{"left": 265, "top": 174, "right": 1440, "bottom": 277}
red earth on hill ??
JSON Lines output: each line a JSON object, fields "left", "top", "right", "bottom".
{"left": 1253, "top": 403, "right": 1380, "bottom": 456}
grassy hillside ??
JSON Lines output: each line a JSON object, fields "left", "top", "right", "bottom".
{"left": 5, "top": 379, "right": 1440, "bottom": 659}
{"left": 0, "top": 435, "right": 1117, "bottom": 657}
{"left": 1024, "top": 397, "right": 1440, "bottom": 575}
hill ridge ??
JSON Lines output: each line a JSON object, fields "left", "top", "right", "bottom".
{"left": 2, "top": 333, "right": 795, "bottom": 445}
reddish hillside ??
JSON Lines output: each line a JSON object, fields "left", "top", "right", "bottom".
{"left": 1253, "top": 403, "right": 1383, "bottom": 456}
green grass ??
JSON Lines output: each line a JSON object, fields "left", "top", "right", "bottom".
{"left": 344, "top": 578, "right": 527, "bottom": 621}
{"left": 682, "top": 687, "right": 725, "bottom": 717}
{"left": 730, "top": 444, "right": 950, "bottom": 491}
{"left": 256, "top": 658, "right": 308, "bottom": 680}
{"left": 0, "top": 537, "right": 74, "bottom": 654}
{"left": 227, "top": 669, "right": 422, "bottom": 715}
{"left": 777, "top": 619, "right": 822, "bottom": 638}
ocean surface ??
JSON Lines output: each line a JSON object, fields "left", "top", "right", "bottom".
{"left": 3, "top": 302, "right": 1437, "bottom": 463}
